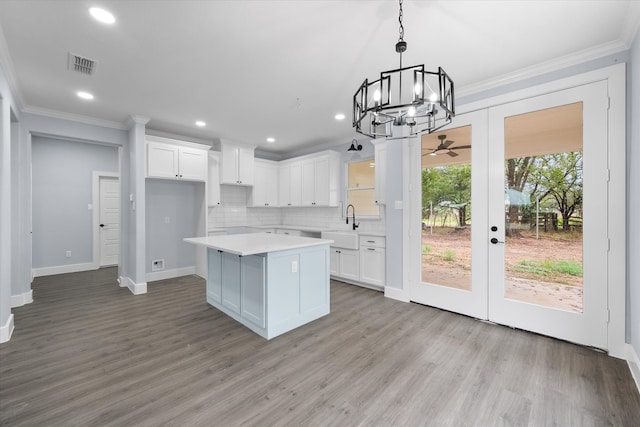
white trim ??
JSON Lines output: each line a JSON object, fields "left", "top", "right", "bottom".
{"left": 118, "top": 275, "right": 147, "bottom": 295}
{"left": 0, "top": 313, "right": 14, "bottom": 343}
{"left": 456, "top": 40, "right": 628, "bottom": 98}
{"left": 10, "top": 289, "right": 33, "bottom": 308}
{"left": 32, "top": 262, "right": 95, "bottom": 277}
{"left": 146, "top": 266, "right": 196, "bottom": 283}
{"left": 628, "top": 344, "right": 640, "bottom": 396}
{"left": 21, "top": 105, "right": 127, "bottom": 130}
{"left": 384, "top": 286, "right": 410, "bottom": 303}
{"left": 92, "top": 171, "right": 119, "bottom": 269}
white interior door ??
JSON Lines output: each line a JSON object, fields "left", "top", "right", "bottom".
{"left": 99, "top": 176, "right": 120, "bottom": 267}
{"left": 410, "top": 81, "right": 609, "bottom": 349}
{"left": 487, "top": 81, "right": 608, "bottom": 349}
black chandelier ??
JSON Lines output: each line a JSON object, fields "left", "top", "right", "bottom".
{"left": 353, "top": 0, "right": 455, "bottom": 139}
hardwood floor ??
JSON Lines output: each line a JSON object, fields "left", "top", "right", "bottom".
{"left": 1, "top": 268, "right": 639, "bottom": 426}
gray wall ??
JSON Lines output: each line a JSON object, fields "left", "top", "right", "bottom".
{"left": 145, "top": 179, "right": 200, "bottom": 273}
{"left": 31, "top": 136, "right": 118, "bottom": 268}
{"left": 629, "top": 31, "right": 640, "bottom": 357}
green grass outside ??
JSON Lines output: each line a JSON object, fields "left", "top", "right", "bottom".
{"left": 514, "top": 259, "right": 582, "bottom": 278}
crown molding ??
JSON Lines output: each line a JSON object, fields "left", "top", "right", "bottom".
{"left": 457, "top": 39, "right": 629, "bottom": 98}
{"left": 125, "top": 115, "right": 150, "bottom": 128}
{"left": 21, "top": 105, "right": 127, "bottom": 130}
{"left": 621, "top": 1, "right": 640, "bottom": 47}
{"left": 0, "top": 24, "right": 24, "bottom": 110}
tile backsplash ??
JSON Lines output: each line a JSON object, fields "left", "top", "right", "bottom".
{"left": 208, "top": 185, "right": 385, "bottom": 234}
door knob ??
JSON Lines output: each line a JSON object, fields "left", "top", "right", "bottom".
{"left": 490, "top": 226, "right": 498, "bottom": 232}
{"left": 99, "top": 224, "right": 105, "bottom": 228}
{"left": 490, "top": 237, "right": 504, "bottom": 244}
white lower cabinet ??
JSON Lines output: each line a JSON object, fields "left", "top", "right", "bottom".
{"left": 330, "top": 248, "right": 360, "bottom": 282}
{"left": 330, "top": 235, "right": 386, "bottom": 289}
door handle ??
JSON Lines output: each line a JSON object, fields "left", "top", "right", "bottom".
{"left": 490, "top": 237, "right": 504, "bottom": 244}
{"left": 100, "top": 224, "right": 105, "bottom": 228}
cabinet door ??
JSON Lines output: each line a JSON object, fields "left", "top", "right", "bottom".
{"left": 207, "top": 249, "right": 223, "bottom": 304}
{"left": 339, "top": 249, "right": 360, "bottom": 281}
{"left": 300, "top": 159, "right": 316, "bottom": 206}
{"left": 221, "top": 252, "right": 241, "bottom": 314}
{"left": 208, "top": 152, "right": 221, "bottom": 206}
{"left": 289, "top": 162, "right": 302, "bottom": 206}
{"left": 329, "top": 249, "right": 340, "bottom": 276}
{"left": 360, "top": 247, "right": 386, "bottom": 287}
{"left": 252, "top": 162, "right": 269, "bottom": 206}
{"left": 221, "top": 145, "right": 239, "bottom": 184}
{"left": 241, "top": 255, "right": 266, "bottom": 328}
{"left": 313, "top": 156, "right": 330, "bottom": 206}
{"left": 374, "top": 142, "right": 387, "bottom": 205}
{"left": 237, "top": 146, "right": 255, "bottom": 185}
{"left": 147, "top": 142, "right": 178, "bottom": 178}
{"left": 278, "top": 165, "right": 291, "bottom": 206}
{"left": 178, "top": 147, "right": 207, "bottom": 181}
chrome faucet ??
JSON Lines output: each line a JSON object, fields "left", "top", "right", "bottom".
{"left": 346, "top": 204, "right": 359, "bottom": 231}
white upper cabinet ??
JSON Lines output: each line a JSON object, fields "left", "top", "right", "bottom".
{"left": 298, "top": 152, "right": 339, "bottom": 207}
{"left": 278, "top": 164, "right": 291, "bottom": 207}
{"left": 208, "top": 151, "right": 221, "bottom": 206}
{"left": 373, "top": 140, "right": 387, "bottom": 205}
{"left": 146, "top": 138, "right": 208, "bottom": 182}
{"left": 250, "top": 159, "right": 279, "bottom": 207}
{"left": 221, "top": 141, "right": 255, "bottom": 186}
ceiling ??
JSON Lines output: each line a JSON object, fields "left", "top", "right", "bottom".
{"left": 0, "top": 1, "right": 638, "bottom": 158}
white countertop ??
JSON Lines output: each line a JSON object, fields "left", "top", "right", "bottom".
{"left": 185, "top": 233, "right": 333, "bottom": 256}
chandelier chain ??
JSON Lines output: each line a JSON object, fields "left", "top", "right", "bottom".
{"left": 398, "top": 0, "right": 404, "bottom": 42}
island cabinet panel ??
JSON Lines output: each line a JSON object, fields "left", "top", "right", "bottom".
{"left": 221, "top": 253, "right": 241, "bottom": 314}
{"left": 207, "top": 250, "right": 223, "bottom": 304}
{"left": 241, "top": 255, "right": 266, "bottom": 328}
{"left": 299, "top": 248, "right": 329, "bottom": 314}
{"left": 267, "top": 253, "right": 301, "bottom": 327}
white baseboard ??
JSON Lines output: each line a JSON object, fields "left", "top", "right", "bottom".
{"left": 384, "top": 286, "right": 410, "bottom": 303}
{"left": 628, "top": 343, "right": 640, "bottom": 396}
{"left": 0, "top": 314, "right": 14, "bottom": 343}
{"left": 11, "top": 290, "right": 33, "bottom": 308}
{"left": 32, "top": 262, "right": 95, "bottom": 278}
{"left": 146, "top": 266, "right": 195, "bottom": 283}
{"left": 118, "top": 275, "right": 147, "bottom": 295}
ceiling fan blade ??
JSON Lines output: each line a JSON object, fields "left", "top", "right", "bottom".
{"left": 447, "top": 150, "right": 459, "bottom": 157}
{"left": 450, "top": 145, "right": 472, "bottom": 150}
{"left": 441, "top": 140, "right": 454, "bottom": 149}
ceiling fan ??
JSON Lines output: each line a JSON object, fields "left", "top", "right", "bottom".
{"left": 424, "top": 134, "right": 471, "bottom": 157}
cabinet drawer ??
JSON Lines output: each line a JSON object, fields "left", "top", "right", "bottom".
{"left": 276, "top": 229, "right": 302, "bottom": 236}
{"left": 359, "top": 235, "right": 385, "bottom": 248}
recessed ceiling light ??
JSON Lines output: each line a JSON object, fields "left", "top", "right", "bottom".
{"left": 195, "top": 121, "right": 206, "bottom": 127}
{"left": 77, "top": 91, "right": 94, "bottom": 100}
{"left": 89, "top": 7, "right": 116, "bottom": 24}
{"left": 266, "top": 137, "right": 275, "bottom": 143}
{"left": 335, "top": 113, "right": 346, "bottom": 120}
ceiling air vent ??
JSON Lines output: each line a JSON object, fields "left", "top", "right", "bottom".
{"left": 68, "top": 52, "right": 96, "bottom": 75}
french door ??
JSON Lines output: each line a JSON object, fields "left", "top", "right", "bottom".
{"left": 409, "top": 81, "right": 609, "bottom": 349}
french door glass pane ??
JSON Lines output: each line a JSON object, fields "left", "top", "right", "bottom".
{"left": 503, "top": 102, "right": 583, "bottom": 312}
{"left": 421, "top": 126, "right": 472, "bottom": 290}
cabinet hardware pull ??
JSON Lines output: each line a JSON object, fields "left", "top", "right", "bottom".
{"left": 367, "top": 240, "right": 375, "bottom": 243}
{"left": 367, "top": 248, "right": 375, "bottom": 251}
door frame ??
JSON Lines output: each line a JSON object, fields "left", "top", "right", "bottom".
{"left": 92, "top": 171, "right": 119, "bottom": 269}
{"left": 403, "top": 63, "right": 626, "bottom": 358}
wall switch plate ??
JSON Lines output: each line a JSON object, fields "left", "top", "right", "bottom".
{"left": 87, "top": 203, "right": 92, "bottom": 210}
{"left": 394, "top": 200, "right": 403, "bottom": 210}
{"left": 291, "top": 260, "right": 298, "bottom": 273}
{"left": 164, "top": 217, "right": 170, "bottom": 224}
{"left": 65, "top": 251, "right": 72, "bottom": 258}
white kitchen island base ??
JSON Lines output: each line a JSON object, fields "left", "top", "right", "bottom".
{"left": 185, "top": 234, "right": 332, "bottom": 339}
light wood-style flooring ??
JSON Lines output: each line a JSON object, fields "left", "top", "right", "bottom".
{"left": 1, "top": 267, "right": 639, "bottom": 426}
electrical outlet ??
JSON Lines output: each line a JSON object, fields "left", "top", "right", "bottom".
{"left": 291, "top": 260, "right": 298, "bottom": 273}
{"left": 65, "top": 250, "right": 72, "bottom": 258}
{"left": 152, "top": 259, "right": 165, "bottom": 272}
{"left": 164, "top": 217, "right": 170, "bottom": 224}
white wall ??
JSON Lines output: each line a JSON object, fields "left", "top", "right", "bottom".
{"left": 628, "top": 29, "right": 640, "bottom": 358}
{"left": 31, "top": 136, "right": 118, "bottom": 269}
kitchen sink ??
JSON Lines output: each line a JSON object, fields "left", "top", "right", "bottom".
{"left": 321, "top": 231, "right": 359, "bottom": 250}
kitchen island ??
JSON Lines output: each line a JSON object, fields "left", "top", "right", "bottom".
{"left": 184, "top": 233, "right": 333, "bottom": 339}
